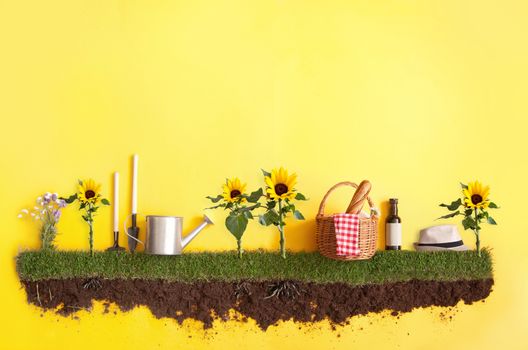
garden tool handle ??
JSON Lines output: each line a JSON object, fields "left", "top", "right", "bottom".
{"left": 317, "top": 181, "right": 376, "bottom": 218}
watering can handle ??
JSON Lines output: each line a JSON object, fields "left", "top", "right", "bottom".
{"left": 124, "top": 213, "right": 144, "bottom": 245}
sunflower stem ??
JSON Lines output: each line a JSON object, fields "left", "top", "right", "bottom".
{"left": 475, "top": 230, "right": 481, "bottom": 257}
{"left": 237, "top": 239, "right": 242, "bottom": 259}
{"left": 278, "top": 200, "right": 286, "bottom": 259}
{"left": 89, "top": 220, "right": 94, "bottom": 257}
{"left": 87, "top": 207, "right": 94, "bottom": 257}
{"left": 474, "top": 208, "right": 481, "bottom": 257}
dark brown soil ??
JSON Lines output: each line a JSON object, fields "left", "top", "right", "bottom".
{"left": 21, "top": 278, "right": 493, "bottom": 330}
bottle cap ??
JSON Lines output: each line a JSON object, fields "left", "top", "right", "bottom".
{"left": 389, "top": 198, "right": 398, "bottom": 204}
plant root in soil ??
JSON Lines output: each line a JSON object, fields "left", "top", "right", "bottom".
{"left": 21, "top": 278, "right": 493, "bottom": 330}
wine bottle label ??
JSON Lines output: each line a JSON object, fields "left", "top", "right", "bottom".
{"left": 386, "top": 223, "right": 402, "bottom": 246}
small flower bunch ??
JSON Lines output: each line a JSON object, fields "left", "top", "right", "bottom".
{"left": 207, "top": 178, "right": 263, "bottom": 258}
{"left": 439, "top": 180, "right": 499, "bottom": 256}
{"left": 18, "top": 192, "right": 67, "bottom": 250}
{"left": 64, "top": 179, "right": 110, "bottom": 256}
{"left": 259, "top": 167, "right": 307, "bottom": 259}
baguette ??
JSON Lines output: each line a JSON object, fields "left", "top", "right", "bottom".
{"left": 345, "top": 180, "right": 372, "bottom": 214}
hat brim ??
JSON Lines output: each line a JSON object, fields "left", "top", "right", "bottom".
{"left": 413, "top": 243, "right": 469, "bottom": 252}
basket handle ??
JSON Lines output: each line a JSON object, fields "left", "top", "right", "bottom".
{"left": 317, "top": 181, "right": 376, "bottom": 217}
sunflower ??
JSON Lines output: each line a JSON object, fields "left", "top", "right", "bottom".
{"left": 463, "top": 181, "right": 490, "bottom": 209}
{"left": 77, "top": 179, "right": 102, "bottom": 204}
{"left": 222, "top": 178, "right": 247, "bottom": 203}
{"left": 265, "top": 167, "right": 297, "bottom": 201}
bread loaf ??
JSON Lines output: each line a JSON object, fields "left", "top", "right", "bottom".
{"left": 345, "top": 180, "right": 372, "bottom": 214}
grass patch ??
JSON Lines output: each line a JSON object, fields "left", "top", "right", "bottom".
{"left": 16, "top": 249, "right": 493, "bottom": 285}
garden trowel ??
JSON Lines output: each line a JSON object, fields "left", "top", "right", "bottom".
{"left": 127, "top": 213, "right": 140, "bottom": 252}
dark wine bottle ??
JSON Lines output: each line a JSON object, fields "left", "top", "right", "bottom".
{"left": 385, "top": 198, "right": 402, "bottom": 250}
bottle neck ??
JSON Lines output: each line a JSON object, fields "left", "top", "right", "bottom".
{"left": 390, "top": 204, "right": 399, "bottom": 216}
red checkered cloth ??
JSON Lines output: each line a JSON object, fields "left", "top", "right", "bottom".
{"left": 333, "top": 213, "right": 360, "bottom": 256}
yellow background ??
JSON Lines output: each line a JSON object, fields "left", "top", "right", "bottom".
{"left": 1, "top": 0, "right": 527, "bottom": 349}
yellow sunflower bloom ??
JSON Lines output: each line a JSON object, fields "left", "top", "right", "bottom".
{"left": 265, "top": 167, "right": 297, "bottom": 201}
{"left": 77, "top": 179, "right": 102, "bottom": 204}
{"left": 463, "top": 181, "right": 490, "bottom": 209}
{"left": 222, "top": 178, "right": 247, "bottom": 203}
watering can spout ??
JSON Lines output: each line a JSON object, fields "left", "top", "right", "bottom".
{"left": 181, "top": 214, "right": 214, "bottom": 249}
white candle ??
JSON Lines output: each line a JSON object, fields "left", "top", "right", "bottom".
{"left": 132, "top": 154, "right": 138, "bottom": 214}
{"left": 113, "top": 172, "right": 119, "bottom": 232}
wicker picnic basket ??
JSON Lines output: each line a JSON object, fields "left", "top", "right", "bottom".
{"left": 316, "top": 181, "right": 378, "bottom": 261}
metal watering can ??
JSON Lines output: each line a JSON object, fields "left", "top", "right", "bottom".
{"left": 144, "top": 214, "right": 213, "bottom": 255}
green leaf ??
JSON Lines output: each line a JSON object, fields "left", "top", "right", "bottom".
{"left": 243, "top": 210, "right": 254, "bottom": 219}
{"left": 62, "top": 194, "right": 77, "bottom": 204}
{"left": 79, "top": 202, "right": 87, "bottom": 210}
{"left": 295, "top": 193, "right": 307, "bottom": 201}
{"left": 225, "top": 214, "right": 248, "bottom": 240}
{"left": 280, "top": 203, "right": 294, "bottom": 215}
{"left": 462, "top": 216, "right": 476, "bottom": 230}
{"left": 487, "top": 216, "right": 497, "bottom": 225}
{"left": 266, "top": 201, "right": 276, "bottom": 210}
{"left": 460, "top": 182, "right": 468, "bottom": 190}
{"left": 246, "top": 188, "right": 263, "bottom": 203}
{"left": 206, "top": 195, "right": 223, "bottom": 203}
{"left": 239, "top": 203, "right": 261, "bottom": 213}
{"left": 293, "top": 210, "right": 305, "bottom": 220}
{"left": 440, "top": 198, "right": 462, "bottom": 211}
{"left": 261, "top": 169, "right": 271, "bottom": 177}
{"left": 489, "top": 202, "right": 499, "bottom": 209}
{"left": 437, "top": 211, "right": 460, "bottom": 220}
{"left": 259, "top": 210, "right": 279, "bottom": 226}
{"left": 78, "top": 179, "right": 83, "bottom": 186}
{"left": 101, "top": 198, "right": 110, "bottom": 206}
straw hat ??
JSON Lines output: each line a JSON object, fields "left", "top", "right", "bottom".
{"left": 414, "top": 225, "right": 469, "bottom": 251}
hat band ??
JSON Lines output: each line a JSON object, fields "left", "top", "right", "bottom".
{"left": 417, "top": 240, "right": 464, "bottom": 248}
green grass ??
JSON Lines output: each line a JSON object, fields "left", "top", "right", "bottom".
{"left": 16, "top": 249, "right": 493, "bottom": 286}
